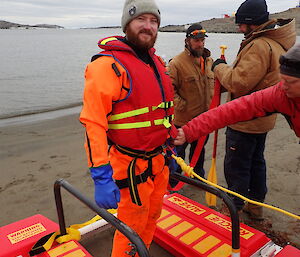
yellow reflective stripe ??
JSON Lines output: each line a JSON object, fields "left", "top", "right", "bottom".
{"left": 109, "top": 115, "right": 173, "bottom": 130}
{"left": 154, "top": 119, "right": 164, "bottom": 125}
{"left": 110, "top": 101, "right": 173, "bottom": 121}
{"left": 109, "top": 101, "right": 173, "bottom": 121}
{"left": 100, "top": 37, "right": 118, "bottom": 45}
{"left": 108, "top": 121, "right": 151, "bottom": 129}
{"left": 109, "top": 107, "right": 149, "bottom": 121}
{"left": 152, "top": 101, "right": 174, "bottom": 111}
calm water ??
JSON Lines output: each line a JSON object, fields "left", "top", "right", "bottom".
{"left": 0, "top": 28, "right": 293, "bottom": 120}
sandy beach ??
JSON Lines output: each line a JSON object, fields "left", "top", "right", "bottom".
{"left": 0, "top": 111, "right": 299, "bottom": 256}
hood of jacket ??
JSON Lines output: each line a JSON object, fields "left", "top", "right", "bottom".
{"left": 241, "top": 18, "right": 296, "bottom": 51}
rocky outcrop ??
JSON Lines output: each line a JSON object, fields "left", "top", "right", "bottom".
{"left": 0, "top": 20, "right": 64, "bottom": 29}
{"left": 160, "top": 8, "right": 300, "bottom": 35}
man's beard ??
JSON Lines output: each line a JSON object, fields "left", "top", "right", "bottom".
{"left": 186, "top": 42, "right": 204, "bottom": 57}
{"left": 126, "top": 27, "right": 157, "bottom": 50}
{"left": 190, "top": 48, "right": 203, "bottom": 57}
{"left": 244, "top": 25, "right": 253, "bottom": 37}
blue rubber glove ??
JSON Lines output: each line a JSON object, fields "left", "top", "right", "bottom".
{"left": 90, "top": 164, "right": 120, "bottom": 209}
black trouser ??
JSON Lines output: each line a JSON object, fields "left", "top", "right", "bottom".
{"left": 224, "top": 127, "right": 267, "bottom": 210}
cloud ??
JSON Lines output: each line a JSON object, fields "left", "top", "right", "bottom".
{"left": 1, "top": 0, "right": 297, "bottom": 28}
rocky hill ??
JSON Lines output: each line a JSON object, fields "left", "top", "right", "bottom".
{"left": 160, "top": 7, "right": 300, "bottom": 35}
{"left": 2, "top": 7, "right": 299, "bottom": 33}
{"left": 0, "top": 20, "right": 64, "bottom": 29}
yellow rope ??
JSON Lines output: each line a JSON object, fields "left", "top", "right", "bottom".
{"left": 172, "top": 155, "right": 300, "bottom": 221}
{"left": 56, "top": 209, "right": 118, "bottom": 244}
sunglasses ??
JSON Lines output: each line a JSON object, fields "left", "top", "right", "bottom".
{"left": 188, "top": 29, "right": 207, "bottom": 37}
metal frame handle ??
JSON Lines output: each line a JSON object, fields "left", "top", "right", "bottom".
{"left": 54, "top": 179, "right": 149, "bottom": 257}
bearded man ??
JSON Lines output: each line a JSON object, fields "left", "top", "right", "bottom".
{"left": 80, "top": 0, "right": 176, "bottom": 256}
{"left": 168, "top": 23, "right": 214, "bottom": 186}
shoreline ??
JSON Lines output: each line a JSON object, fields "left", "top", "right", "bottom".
{"left": 0, "top": 105, "right": 82, "bottom": 127}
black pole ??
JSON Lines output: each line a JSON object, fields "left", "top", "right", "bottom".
{"left": 54, "top": 179, "right": 149, "bottom": 257}
{"left": 170, "top": 173, "right": 240, "bottom": 251}
{"left": 54, "top": 181, "right": 67, "bottom": 235}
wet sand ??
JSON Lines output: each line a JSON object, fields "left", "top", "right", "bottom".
{"left": 0, "top": 112, "right": 299, "bottom": 256}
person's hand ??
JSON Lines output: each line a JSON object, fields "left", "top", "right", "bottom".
{"left": 211, "top": 58, "right": 227, "bottom": 71}
{"left": 174, "top": 128, "right": 186, "bottom": 145}
{"left": 90, "top": 165, "right": 120, "bottom": 209}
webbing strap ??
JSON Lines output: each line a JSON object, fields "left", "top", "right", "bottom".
{"left": 55, "top": 228, "right": 81, "bottom": 244}
{"left": 127, "top": 158, "right": 142, "bottom": 206}
{"left": 29, "top": 232, "right": 58, "bottom": 256}
{"left": 29, "top": 228, "right": 81, "bottom": 256}
{"left": 29, "top": 211, "right": 117, "bottom": 256}
{"left": 115, "top": 168, "right": 152, "bottom": 189}
{"left": 115, "top": 144, "right": 163, "bottom": 160}
{"left": 115, "top": 145, "right": 160, "bottom": 205}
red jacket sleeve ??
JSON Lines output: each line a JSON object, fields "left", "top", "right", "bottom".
{"left": 182, "top": 83, "right": 281, "bottom": 143}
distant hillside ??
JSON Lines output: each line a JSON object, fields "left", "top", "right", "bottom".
{"left": 2, "top": 7, "right": 299, "bottom": 33}
{"left": 0, "top": 20, "right": 64, "bottom": 29}
{"left": 160, "top": 7, "right": 300, "bottom": 35}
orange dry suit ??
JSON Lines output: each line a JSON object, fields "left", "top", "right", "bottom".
{"left": 80, "top": 36, "right": 175, "bottom": 257}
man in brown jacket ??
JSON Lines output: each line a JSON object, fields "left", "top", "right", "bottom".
{"left": 211, "top": 0, "right": 296, "bottom": 219}
{"left": 168, "top": 23, "right": 214, "bottom": 186}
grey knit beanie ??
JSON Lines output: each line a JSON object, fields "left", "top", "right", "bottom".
{"left": 280, "top": 44, "right": 300, "bottom": 78}
{"left": 121, "top": 0, "right": 161, "bottom": 32}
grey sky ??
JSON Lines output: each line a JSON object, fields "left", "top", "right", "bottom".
{"left": 1, "top": 0, "right": 298, "bottom": 28}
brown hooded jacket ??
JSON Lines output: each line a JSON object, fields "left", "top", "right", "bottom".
{"left": 215, "top": 18, "right": 296, "bottom": 133}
